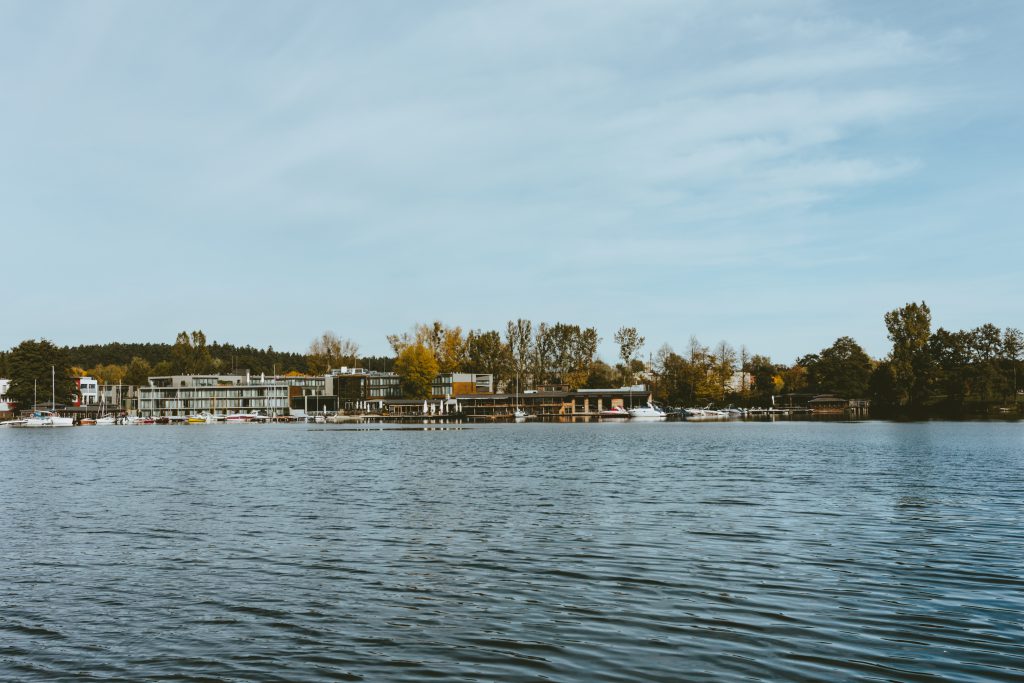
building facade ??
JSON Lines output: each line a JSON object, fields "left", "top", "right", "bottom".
{"left": 328, "top": 367, "right": 402, "bottom": 409}
{"left": 139, "top": 374, "right": 293, "bottom": 418}
{"left": 431, "top": 372, "right": 494, "bottom": 397}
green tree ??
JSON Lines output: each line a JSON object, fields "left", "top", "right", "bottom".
{"left": 6, "top": 339, "right": 77, "bottom": 409}
{"left": 712, "top": 340, "right": 737, "bottom": 400}
{"left": 465, "top": 330, "right": 512, "bottom": 388}
{"left": 884, "top": 301, "right": 932, "bottom": 409}
{"left": 928, "top": 328, "right": 972, "bottom": 410}
{"left": 152, "top": 360, "right": 175, "bottom": 377}
{"left": 614, "top": 326, "right": 645, "bottom": 386}
{"left": 868, "top": 361, "right": 900, "bottom": 416}
{"left": 584, "top": 359, "right": 617, "bottom": 389}
{"left": 1003, "top": 327, "right": 1023, "bottom": 399}
{"left": 505, "top": 319, "right": 533, "bottom": 388}
{"left": 966, "top": 324, "right": 1005, "bottom": 403}
{"left": 172, "top": 330, "right": 214, "bottom": 374}
{"left": 812, "top": 336, "right": 873, "bottom": 398}
{"left": 658, "top": 351, "right": 699, "bottom": 406}
{"left": 531, "top": 322, "right": 556, "bottom": 386}
{"left": 746, "top": 354, "right": 779, "bottom": 404}
{"left": 123, "top": 357, "right": 154, "bottom": 386}
{"left": 544, "top": 323, "right": 600, "bottom": 388}
{"left": 394, "top": 343, "right": 438, "bottom": 399}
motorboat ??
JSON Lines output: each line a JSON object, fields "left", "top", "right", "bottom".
{"left": 628, "top": 403, "right": 667, "bottom": 419}
{"left": 683, "top": 405, "right": 731, "bottom": 418}
{"left": 600, "top": 405, "right": 630, "bottom": 418}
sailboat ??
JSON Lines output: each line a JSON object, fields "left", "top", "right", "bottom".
{"left": 20, "top": 368, "right": 74, "bottom": 427}
{"left": 513, "top": 374, "right": 528, "bottom": 421}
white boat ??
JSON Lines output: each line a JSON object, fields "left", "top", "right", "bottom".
{"left": 95, "top": 415, "right": 117, "bottom": 426}
{"left": 628, "top": 403, "right": 667, "bottom": 419}
{"left": 19, "top": 410, "right": 74, "bottom": 427}
{"left": 53, "top": 414, "right": 75, "bottom": 427}
{"left": 512, "top": 375, "right": 530, "bottom": 421}
{"left": 18, "top": 368, "right": 75, "bottom": 427}
{"left": 683, "top": 407, "right": 729, "bottom": 418}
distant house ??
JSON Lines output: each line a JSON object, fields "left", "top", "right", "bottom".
{"left": 76, "top": 376, "right": 99, "bottom": 406}
{"left": 807, "top": 395, "right": 869, "bottom": 414}
{"left": 0, "top": 378, "right": 13, "bottom": 417}
{"left": 807, "top": 395, "right": 849, "bottom": 412}
{"left": 431, "top": 373, "right": 493, "bottom": 397}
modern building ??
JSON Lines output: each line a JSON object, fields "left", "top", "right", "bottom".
{"left": 328, "top": 367, "right": 402, "bottom": 410}
{"left": 76, "top": 376, "right": 99, "bottom": 405}
{"left": 139, "top": 374, "right": 294, "bottom": 418}
{"left": 97, "top": 384, "right": 139, "bottom": 413}
{"left": 431, "top": 372, "right": 493, "bottom": 397}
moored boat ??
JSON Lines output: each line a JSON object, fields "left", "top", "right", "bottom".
{"left": 18, "top": 410, "right": 74, "bottom": 427}
{"left": 628, "top": 403, "right": 667, "bottom": 419}
{"left": 600, "top": 405, "right": 630, "bottom": 418}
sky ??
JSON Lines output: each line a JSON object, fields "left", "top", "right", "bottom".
{"left": 1, "top": 0, "right": 1021, "bottom": 363}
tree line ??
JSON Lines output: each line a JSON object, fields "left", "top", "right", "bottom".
{"left": 2, "top": 304, "right": 1021, "bottom": 415}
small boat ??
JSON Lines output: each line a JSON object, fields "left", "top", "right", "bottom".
{"left": 600, "top": 405, "right": 630, "bottom": 418}
{"left": 326, "top": 414, "right": 363, "bottom": 424}
{"left": 511, "top": 375, "right": 531, "bottom": 422}
{"left": 628, "top": 403, "right": 667, "bottom": 419}
{"left": 683, "top": 405, "right": 731, "bottom": 418}
{"left": 80, "top": 418, "right": 97, "bottom": 426}
{"left": 18, "top": 410, "right": 74, "bottom": 427}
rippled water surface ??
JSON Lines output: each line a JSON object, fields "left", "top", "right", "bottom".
{"left": 2, "top": 421, "right": 1023, "bottom": 681}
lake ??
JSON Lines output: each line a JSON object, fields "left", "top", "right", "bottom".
{"left": 1, "top": 420, "right": 1022, "bottom": 681}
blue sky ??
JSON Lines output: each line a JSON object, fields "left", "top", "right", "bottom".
{"left": 2, "top": 0, "right": 1021, "bottom": 363}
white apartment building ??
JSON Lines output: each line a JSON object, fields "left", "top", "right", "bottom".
{"left": 138, "top": 374, "right": 292, "bottom": 418}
